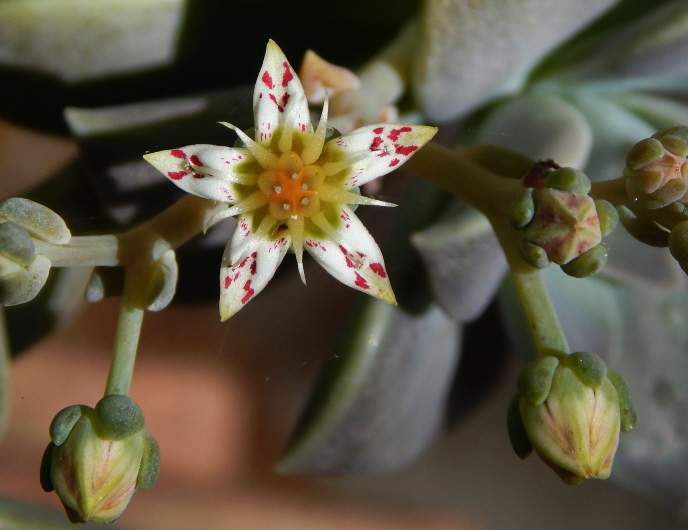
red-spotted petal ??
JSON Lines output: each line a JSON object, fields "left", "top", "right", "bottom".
{"left": 323, "top": 124, "right": 437, "bottom": 189}
{"left": 224, "top": 210, "right": 282, "bottom": 266}
{"left": 144, "top": 145, "right": 255, "bottom": 203}
{"left": 304, "top": 205, "right": 395, "bottom": 304}
{"left": 219, "top": 230, "right": 291, "bottom": 320}
{"left": 253, "top": 40, "right": 313, "bottom": 147}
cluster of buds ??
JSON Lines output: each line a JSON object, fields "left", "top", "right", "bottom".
{"left": 618, "top": 127, "right": 688, "bottom": 273}
{"left": 509, "top": 166, "right": 618, "bottom": 277}
{"left": 40, "top": 394, "right": 160, "bottom": 524}
{"left": 507, "top": 351, "right": 635, "bottom": 485}
{"left": 625, "top": 126, "right": 688, "bottom": 209}
{"left": 0, "top": 198, "right": 69, "bottom": 306}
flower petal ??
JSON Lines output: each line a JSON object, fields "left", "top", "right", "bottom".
{"left": 253, "top": 40, "right": 312, "bottom": 146}
{"left": 219, "top": 229, "right": 291, "bottom": 321}
{"left": 323, "top": 124, "right": 437, "bottom": 189}
{"left": 305, "top": 205, "right": 395, "bottom": 304}
{"left": 143, "top": 145, "right": 255, "bottom": 203}
{"left": 223, "top": 211, "right": 275, "bottom": 266}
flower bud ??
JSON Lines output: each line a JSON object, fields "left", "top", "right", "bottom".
{"left": 508, "top": 352, "right": 633, "bottom": 485}
{"left": 40, "top": 395, "right": 160, "bottom": 523}
{"left": 510, "top": 167, "right": 609, "bottom": 275}
{"left": 624, "top": 128, "right": 688, "bottom": 209}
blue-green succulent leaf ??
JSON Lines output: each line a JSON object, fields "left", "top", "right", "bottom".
{"left": 411, "top": 206, "right": 507, "bottom": 322}
{"left": 278, "top": 299, "right": 460, "bottom": 475}
{"left": 477, "top": 92, "right": 592, "bottom": 168}
{"left": 413, "top": 0, "right": 619, "bottom": 121}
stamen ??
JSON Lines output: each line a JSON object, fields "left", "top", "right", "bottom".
{"left": 283, "top": 203, "right": 291, "bottom": 210}
{"left": 301, "top": 183, "right": 308, "bottom": 190}
{"left": 274, "top": 186, "right": 282, "bottom": 193}
{"left": 291, "top": 173, "right": 299, "bottom": 179}
{"left": 301, "top": 95, "right": 329, "bottom": 166}
{"left": 301, "top": 198, "right": 310, "bottom": 205}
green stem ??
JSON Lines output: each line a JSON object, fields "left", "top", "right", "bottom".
{"left": 508, "top": 269, "right": 570, "bottom": 356}
{"left": 590, "top": 176, "right": 629, "bottom": 206}
{"left": 403, "top": 142, "right": 524, "bottom": 217}
{"left": 101, "top": 196, "right": 223, "bottom": 397}
{"left": 407, "top": 141, "right": 570, "bottom": 357}
{"left": 33, "top": 235, "right": 119, "bottom": 267}
{"left": 33, "top": 196, "right": 225, "bottom": 268}
{"left": 104, "top": 269, "right": 146, "bottom": 397}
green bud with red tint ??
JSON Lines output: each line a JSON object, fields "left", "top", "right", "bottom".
{"left": 509, "top": 167, "right": 615, "bottom": 277}
{"left": 508, "top": 351, "right": 635, "bottom": 485}
{"left": 624, "top": 127, "right": 688, "bottom": 209}
{"left": 40, "top": 395, "right": 160, "bottom": 524}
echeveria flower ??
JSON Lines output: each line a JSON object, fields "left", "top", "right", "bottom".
{"left": 145, "top": 41, "right": 436, "bottom": 320}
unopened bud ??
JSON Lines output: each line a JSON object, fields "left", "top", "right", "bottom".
{"left": 624, "top": 128, "right": 688, "bottom": 209}
{"left": 41, "top": 395, "right": 160, "bottom": 523}
{"left": 511, "top": 167, "right": 609, "bottom": 274}
{"left": 509, "top": 352, "right": 632, "bottom": 485}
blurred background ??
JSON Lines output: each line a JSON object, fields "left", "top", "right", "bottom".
{"left": 3, "top": 0, "right": 688, "bottom": 528}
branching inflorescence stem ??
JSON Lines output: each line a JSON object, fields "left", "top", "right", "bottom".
{"left": 404, "top": 141, "right": 571, "bottom": 357}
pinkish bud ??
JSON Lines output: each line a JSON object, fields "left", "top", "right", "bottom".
{"left": 509, "top": 353, "right": 634, "bottom": 485}
{"left": 41, "top": 396, "right": 160, "bottom": 523}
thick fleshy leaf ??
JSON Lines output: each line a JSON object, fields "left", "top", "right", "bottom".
{"left": 614, "top": 93, "right": 688, "bottom": 131}
{"left": 609, "top": 282, "right": 688, "bottom": 510}
{"left": 411, "top": 206, "right": 507, "bottom": 322}
{"left": 412, "top": 0, "right": 619, "bottom": 121}
{"left": 477, "top": 92, "right": 592, "bottom": 168}
{"left": 324, "top": 124, "right": 437, "bottom": 189}
{"left": 0, "top": 0, "right": 184, "bottom": 83}
{"left": 305, "top": 206, "right": 395, "bottom": 304}
{"left": 565, "top": 91, "right": 655, "bottom": 182}
{"left": 278, "top": 299, "right": 460, "bottom": 474}
{"left": 602, "top": 225, "right": 684, "bottom": 289}
{"left": 143, "top": 145, "right": 253, "bottom": 203}
{"left": 499, "top": 267, "right": 622, "bottom": 366}
{"left": 569, "top": 1, "right": 688, "bottom": 80}
{"left": 253, "top": 40, "right": 312, "bottom": 146}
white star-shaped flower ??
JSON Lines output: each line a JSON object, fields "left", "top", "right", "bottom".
{"left": 144, "top": 40, "right": 436, "bottom": 320}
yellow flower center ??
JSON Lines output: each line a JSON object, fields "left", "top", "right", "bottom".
{"left": 257, "top": 150, "right": 325, "bottom": 220}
